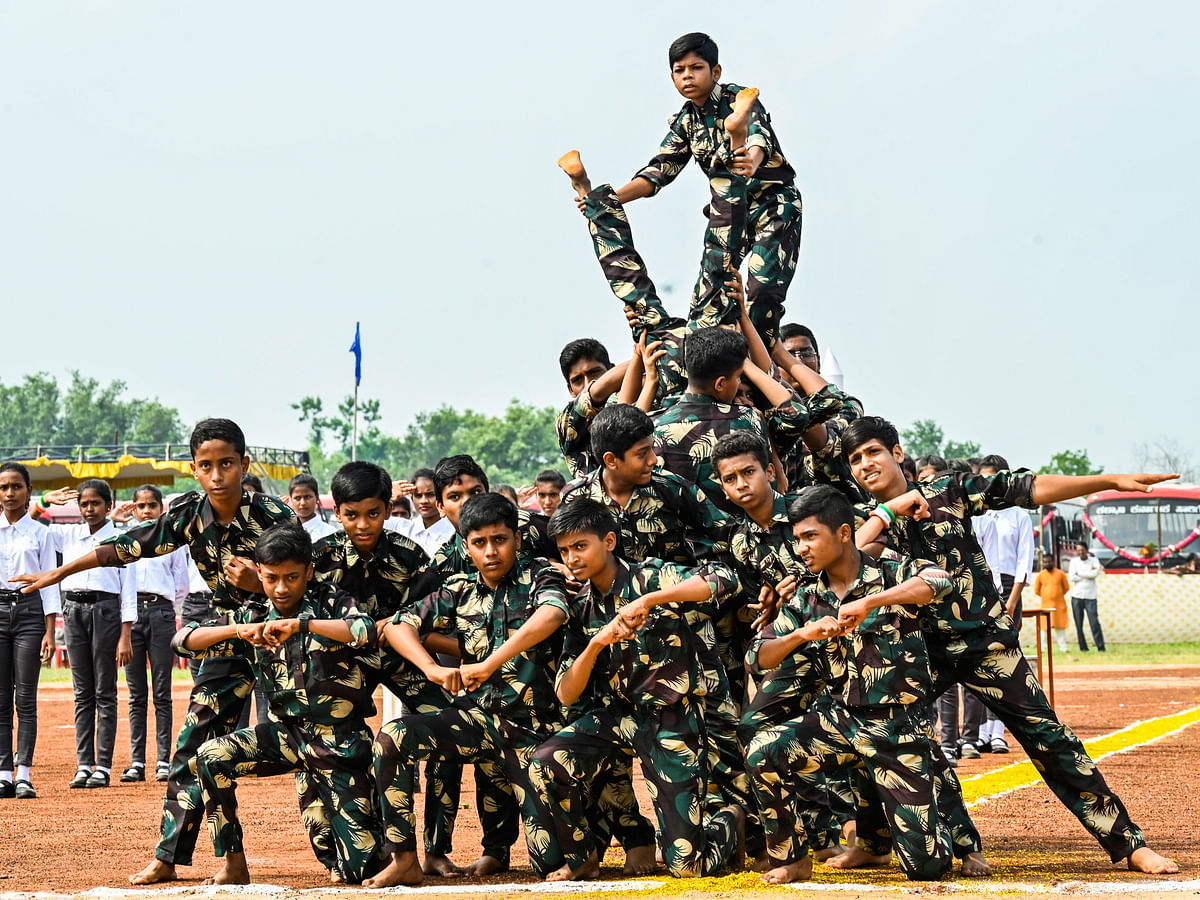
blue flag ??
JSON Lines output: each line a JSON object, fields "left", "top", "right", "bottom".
{"left": 349, "top": 322, "right": 362, "bottom": 385}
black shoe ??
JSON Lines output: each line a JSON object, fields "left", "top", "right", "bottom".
{"left": 0, "top": 781, "right": 13, "bottom": 799}
{"left": 14, "top": 779, "right": 36, "bottom": 799}
{"left": 121, "top": 766, "right": 145, "bottom": 783}
{"left": 85, "top": 770, "right": 110, "bottom": 789}
{"left": 156, "top": 765, "right": 170, "bottom": 783}
{"left": 69, "top": 769, "right": 92, "bottom": 789}
{"left": 974, "top": 738, "right": 992, "bottom": 754}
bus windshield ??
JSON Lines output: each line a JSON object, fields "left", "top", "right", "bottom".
{"left": 1086, "top": 497, "right": 1200, "bottom": 568}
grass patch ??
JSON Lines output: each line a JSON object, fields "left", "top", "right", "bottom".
{"left": 39, "top": 664, "right": 194, "bottom": 683}
{"left": 1020, "top": 640, "right": 1200, "bottom": 666}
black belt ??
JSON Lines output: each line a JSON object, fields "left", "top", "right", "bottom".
{"left": 137, "top": 592, "right": 172, "bottom": 605}
{"left": 186, "top": 592, "right": 214, "bottom": 602}
{"left": 64, "top": 590, "right": 118, "bottom": 604}
{"left": 0, "top": 589, "right": 38, "bottom": 604}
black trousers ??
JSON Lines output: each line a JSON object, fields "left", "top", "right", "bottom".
{"left": 127, "top": 598, "right": 177, "bottom": 766}
{"left": 64, "top": 594, "right": 122, "bottom": 769}
{"left": 1072, "top": 596, "right": 1106, "bottom": 651}
{"left": 0, "top": 595, "right": 45, "bottom": 769}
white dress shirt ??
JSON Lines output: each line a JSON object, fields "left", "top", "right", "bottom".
{"left": 182, "top": 548, "right": 211, "bottom": 595}
{"left": 0, "top": 513, "right": 61, "bottom": 615}
{"left": 983, "top": 507, "right": 1036, "bottom": 582}
{"left": 971, "top": 513, "right": 1002, "bottom": 589}
{"left": 50, "top": 521, "right": 137, "bottom": 623}
{"left": 302, "top": 515, "right": 339, "bottom": 541}
{"left": 385, "top": 515, "right": 455, "bottom": 556}
{"left": 1067, "top": 555, "right": 1102, "bottom": 599}
{"left": 134, "top": 547, "right": 191, "bottom": 612}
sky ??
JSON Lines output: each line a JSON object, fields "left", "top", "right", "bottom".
{"left": 3, "top": 1, "right": 1198, "bottom": 474}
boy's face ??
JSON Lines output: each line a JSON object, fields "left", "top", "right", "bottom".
{"left": 734, "top": 377, "right": 755, "bottom": 408}
{"left": 465, "top": 522, "right": 520, "bottom": 587}
{"left": 535, "top": 481, "right": 563, "bottom": 517}
{"left": 716, "top": 453, "right": 773, "bottom": 512}
{"left": 336, "top": 498, "right": 389, "bottom": 553}
{"left": 290, "top": 486, "right": 319, "bottom": 522}
{"left": 192, "top": 440, "right": 249, "bottom": 505}
{"left": 556, "top": 529, "right": 618, "bottom": 583}
{"left": 916, "top": 465, "right": 938, "bottom": 483}
{"left": 783, "top": 334, "right": 821, "bottom": 374}
{"left": 566, "top": 357, "right": 608, "bottom": 399}
{"left": 0, "top": 470, "right": 29, "bottom": 515}
{"left": 713, "top": 364, "right": 746, "bottom": 404}
{"left": 412, "top": 476, "right": 439, "bottom": 522}
{"left": 78, "top": 488, "right": 110, "bottom": 528}
{"left": 847, "top": 438, "right": 906, "bottom": 499}
{"left": 792, "top": 516, "right": 849, "bottom": 574}
{"left": 439, "top": 475, "right": 487, "bottom": 530}
{"left": 257, "top": 559, "right": 312, "bottom": 615}
{"left": 605, "top": 436, "right": 657, "bottom": 488}
{"left": 671, "top": 52, "right": 720, "bottom": 104}
{"left": 134, "top": 490, "right": 163, "bottom": 522}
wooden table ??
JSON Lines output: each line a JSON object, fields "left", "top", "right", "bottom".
{"left": 1021, "top": 606, "right": 1055, "bottom": 709}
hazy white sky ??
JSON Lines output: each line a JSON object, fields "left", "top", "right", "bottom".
{"left": 4, "top": 2, "right": 1198, "bottom": 473}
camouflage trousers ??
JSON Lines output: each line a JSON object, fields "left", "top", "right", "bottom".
{"left": 528, "top": 698, "right": 742, "bottom": 878}
{"left": 154, "top": 654, "right": 256, "bottom": 866}
{"left": 927, "top": 627, "right": 1147, "bottom": 862}
{"left": 196, "top": 720, "right": 381, "bottom": 883}
{"left": 745, "top": 702, "right": 954, "bottom": 881}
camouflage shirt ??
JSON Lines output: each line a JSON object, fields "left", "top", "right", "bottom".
{"left": 866, "top": 470, "right": 1036, "bottom": 639}
{"left": 557, "top": 387, "right": 617, "bottom": 479}
{"left": 559, "top": 559, "right": 739, "bottom": 709}
{"left": 560, "top": 468, "right": 731, "bottom": 565}
{"left": 172, "top": 581, "right": 379, "bottom": 727}
{"left": 797, "top": 554, "right": 951, "bottom": 708}
{"left": 397, "top": 558, "right": 569, "bottom": 734}
{"left": 426, "top": 508, "right": 558, "bottom": 582}
{"left": 97, "top": 490, "right": 296, "bottom": 612}
{"left": 726, "top": 491, "right": 813, "bottom": 595}
{"left": 311, "top": 529, "right": 429, "bottom": 620}
{"left": 775, "top": 386, "right": 867, "bottom": 501}
{"left": 653, "top": 392, "right": 770, "bottom": 516}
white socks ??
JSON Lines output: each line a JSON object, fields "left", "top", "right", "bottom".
{"left": 16, "top": 765, "right": 30, "bottom": 782}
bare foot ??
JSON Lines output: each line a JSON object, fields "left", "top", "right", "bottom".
{"left": 557, "top": 150, "right": 592, "bottom": 198}
{"left": 546, "top": 852, "right": 599, "bottom": 882}
{"left": 465, "top": 854, "right": 508, "bottom": 877}
{"left": 206, "top": 852, "right": 250, "bottom": 886}
{"left": 328, "top": 868, "right": 343, "bottom": 884}
{"left": 725, "top": 88, "right": 759, "bottom": 150}
{"left": 363, "top": 851, "right": 423, "bottom": 888}
{"left": 761, "top": 857, "right": 813, "bottom": 884}
{"left": 725, "top": 803, "right": 747, "bottom": 872}
{"left": 814, "top": 843, "right": 845, "bottom": 862}
{"left": 128, "top": 859, "right": 176, "bottom": 885}
{"left": 752, "top": 852, "right": 773, "bottom": 873}
{"left": 622, "top": 844, "right": 658, "bottom": 876}
{"left": 826, "top": 846, "right": 891, "bottom": 869}
{"left": 841, "top": 821, "right": 857, "bottom": 847}
{"left": 961, "top": 851, "right": 992, "bottom": 877}
{"left": 422, "top": 853, "right": 462, "bottom": 877}
{"left": 1128, "top": 846, "right": 1180, "bottom": 874}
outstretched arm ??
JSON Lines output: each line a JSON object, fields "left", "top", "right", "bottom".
{"left": 15, "top": 549, "right": 101, "bottom": 594}
{"left": 1032, "top": 472, "right": 1178, "bottom": 506}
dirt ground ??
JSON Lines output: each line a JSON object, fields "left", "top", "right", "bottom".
{"left": 1, "top": 663, "right": 1197, "bottom": 898}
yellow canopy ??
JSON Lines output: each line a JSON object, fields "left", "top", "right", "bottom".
{"left": 10, "top": 447, "right": 307, "bottom": 491}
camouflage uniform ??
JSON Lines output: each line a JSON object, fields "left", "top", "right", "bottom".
{"left": 373, "top": 560, "right": 571, "bottom": 875}
{"left": 774, "top": 387, "right": 868, "bottom": 503}
{"left": 634, "top": 82, "right": 802, "bottom": 345}
{"left": 745, "top": 555, "right": 965, "bottom": 880}
{"left": 95, "top": 490, "right": 296, "bottom": 868}
{"left": 870, "top": 470, "right": 1149, "bottom": 862}
{"left": 528, "top": 559, "right": 742, "bottom": 878}
{"left": 176, "top": 583, "right": 381, "bottom": 883}
{"left": 557, "top": 387, "right": 619, "bottom": 480}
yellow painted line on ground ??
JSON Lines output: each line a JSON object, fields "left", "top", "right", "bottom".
{"left": 958, "top": 704, "right": 1200, "bottom": 808}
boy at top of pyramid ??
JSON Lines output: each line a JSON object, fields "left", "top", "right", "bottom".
{"left": 559, "top": 31, "right": 801, "bottom": 349}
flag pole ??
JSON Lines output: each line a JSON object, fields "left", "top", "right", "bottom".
{"left": 349, "top": 320, "right": 362, "bottom": 462}
{"left": 352, "top": 382, "right": 359, "bottom": 462}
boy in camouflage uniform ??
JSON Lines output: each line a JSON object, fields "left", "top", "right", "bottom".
{"left": 841, "top": 416, "right": 1179, "bottom": 876}
{"left": 555, "top": 338, "right": 628, "bottom": 479}
{"left": 178, "top": 524, "right": 381, "bottom": 885}
{"left": 529, "top": 499, "right": 746, "bottom": 880}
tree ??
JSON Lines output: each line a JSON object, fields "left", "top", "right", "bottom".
{"left": 943, "top": 439, "right": 982, "bottom": 460}
{"left": 1039, "top": 449, "right": 1103, "bottom": 477}
{"left": 900, "top": 419, "right": 944, "bottom": 457}
{"left": 1133, "top": 439, "right": 1196, "bottom": 482}
{"left": 0, "top": 373, "right": 60, "bottom": 446}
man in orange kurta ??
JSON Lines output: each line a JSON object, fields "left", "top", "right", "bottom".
{"left": 1033, "top": 558, "right": 1071, "bottom": 650}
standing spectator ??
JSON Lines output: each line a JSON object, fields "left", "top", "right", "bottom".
{"left": 1068, "top": 541, "right": 1105, "bottom": 652}
{"left": 1033, "top": 556, "right": 1071, "bottom": 652}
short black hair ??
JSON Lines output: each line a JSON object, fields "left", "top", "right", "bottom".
{"left": 947, "top": 458, "right": 971, "bottom": 474}
{"left": 549, "top": 497, "right": 619, "bottom": 541}
{"left": 684, "top": 327, "right": 747, "bottom": 385}
{"left": 668, "top": 32, "right": 718, "bottom": 68}
{"left": 331, "top": 461, "right": 392, "bottom": 506}
{"left": 77, "top": 478, "right": 113, "bottom": 507}
{"left": 787, "top": 485, "right": 855, "bottom": 533}
{"left": 133, "top": 484, "right": 164, "bottom": 504}
{"left": 780, "top": 323, "right": 819, "bottom": 356}
{"left": 254, "top": 522, "right": 313, "bottom": 566}
{"left": 289, "top": 473, "right": 320, "bottom": 497}
{"left": 558, "top": 338, "right": 613, "bottom": 382}
{"left": 189, "top": 418, "right": 246, "bottom": 458}
{"left": 411, "top": 467, "right": 436, "bottom": 485}
{"left": 535, "top": 469, "right": 567, "bottom": 489}
{"left": 711, "top": 432, "right": 770, "bottom": 471}
{"left": 494, "top": 484, "right": 519, "bottom": 504}
{"left": 0, "top": 462, "right": 31, "bottom": 489}
{"left": 900, "top": 455, "right": 918, "bottom": 482}
{"left": 978, "top": 454, "right": 1010, "bottom": 472}
{"left": 841, "top": 416, "right": 901, "bottom": 461}
{"left": 590, "top": 404, "right": 654, "bottom": 462}
{"left": 434, "top": 455, "right": 489, "bottom": 502}
{"left": 916, "top": 454, "right": 947, "bottom": 474}
{"left": 241, "top": 474, "right": 264, "bottom": 493}
{"left": 458, "top": 492, "right": 518, "bottom": 538}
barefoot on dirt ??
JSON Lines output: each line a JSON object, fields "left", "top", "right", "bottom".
{"left": 422, "top": 853, "right": 462, "bottom": 877}
{"left": 761, "top": 856, "right": 813, "bottom": 884}
{"left": 546, "top": 852, "right": 599, "bottom": 882}
{"left": 128, "top": 859, "right": 177, "bottom": 886}
{"left": 465, "top": 854, "right": 509, "bottom": 877}
{"left": 1128, "top": 846, "right": 1180, "bottom": 874}
{"left": 205, "top": 852, "right": 250, "bottom": 886}
{"left": 826, "top": 846, "right": 891, "bottom": 869}
{"left": 363, "top": 851, "right": 423, "bottom": 888}
{"left": 622, "top": 843, "right": 657, "bottom": 876}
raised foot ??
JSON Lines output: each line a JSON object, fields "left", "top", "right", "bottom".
{"left": 465, "top": 854, "right": 508, "bottom": 877}
{"left": 814, "top": 843, "right": 845, "bottom": 862}
{"left": 622, "top": 844, "right": 658, "bottom": 876}
{"left": 206, "top": 853, "right": 250, "bottom": 886}
{"left": 826, "top": 846, "right": 891, "bottom": 870}
{"left": 363, "top": 851, "right": 423, "bottom": 888}
{"left": 546, "top": 852, "right": 599, "bottom": 882}
{"left": 725, "top": 88, "right": 759, "bottom": 148}
{"left": 422, "top": 853, "right": 462, "bottom": 877}
{"left": 761, "top": 857, "right": 813, "bottom": 884}
{"left": 961, "top": 851, "right": 992, "bottom": 877}
{"left": 1128, "top": 846, "right": 1180, "bottom": 875}
{"left": 128, "top": 860, "right": 176, "bottom": 885}
{"left": 557, "top": 150, "right": 592, "bottom": 198}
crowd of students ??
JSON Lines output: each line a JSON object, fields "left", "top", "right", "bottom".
{"left": 0, "top": 29, "right": 1182, "bottom": 888}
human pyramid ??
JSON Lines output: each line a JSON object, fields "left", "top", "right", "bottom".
{"left": 7, "top": 30, "right": 1182, "bottom": 890}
